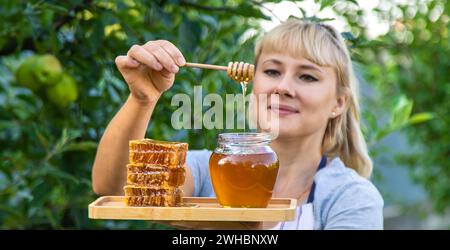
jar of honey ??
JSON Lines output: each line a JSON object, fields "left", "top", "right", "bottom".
{"left": 209, "top": 133, "right": 279, "bottom": 208}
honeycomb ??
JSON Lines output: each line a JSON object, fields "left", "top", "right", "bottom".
{"left": 124, "top": 139, "right": 188, "bottom": 207}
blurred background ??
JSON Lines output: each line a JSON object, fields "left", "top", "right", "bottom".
{"left": 0, "top": 0, "right": 448, "bottom": 229}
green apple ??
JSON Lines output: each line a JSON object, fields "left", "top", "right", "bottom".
{"left": 46, "top": 73, "right": 78, "bottom": 108}
{"left": 34, "top": 54, "right": 63, "bottom": 86}
{"left": 15, "top": 55, "right": 41, "bottom": 91}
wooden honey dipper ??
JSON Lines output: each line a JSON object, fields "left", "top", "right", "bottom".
{"left": 184, "top": 61, "right": 255, "bottom": 82}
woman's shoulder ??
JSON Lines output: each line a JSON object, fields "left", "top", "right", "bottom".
{"left": 313, "top": 157, "right": 384, "bottom": 229}
{"left": 315, "top": 157, "right": 382, "bottom": 198}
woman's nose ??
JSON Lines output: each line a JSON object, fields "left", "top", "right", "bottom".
{"left": 273, "top": 75, "right": 295, "bottom": 97}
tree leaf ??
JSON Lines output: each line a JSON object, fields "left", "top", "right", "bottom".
{"left": 341, "top": 31, "right": 356, "bottom": 41}
{"left": 319, "top": 0, "right": 336, "bottom": 11}
{"left": 235, "top": 2, "right": 271, "bottom": 20}
{"left": 407, "top": 112, "right": 434, "bottom": 125}
{"left": 390, "top": 95, "right": 413, "bottom": 128}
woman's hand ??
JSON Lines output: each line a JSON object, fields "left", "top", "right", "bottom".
{"left": 115, "top": 40, "right": 186, "bottom": 104}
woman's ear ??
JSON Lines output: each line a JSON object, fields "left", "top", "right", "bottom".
{"left": 331, "top": 87, "right": 349, "bottom": 118}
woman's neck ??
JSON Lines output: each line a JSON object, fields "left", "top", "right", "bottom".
{"left": 270, "top": 132, "right": 324, "bottom": 197}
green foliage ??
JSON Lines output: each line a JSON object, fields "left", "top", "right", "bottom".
{"left": 367, "top": 95, "right": 434, "bottom": 144}
{"left": 0, "top": 0, "right": 272, "bottom": 229}
{"left": 344, "top": 0, "right": 450, "bottom": 212}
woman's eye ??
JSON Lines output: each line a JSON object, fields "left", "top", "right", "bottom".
{"left": 263, "top": 69, "right": 280, "bottom": 77}
{"left": 299, "top": 74, "right": 318, "bottom": 82}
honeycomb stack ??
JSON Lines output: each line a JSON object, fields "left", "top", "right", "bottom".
{"left": 124, "top": 139, "right": 188, "bottom": 207}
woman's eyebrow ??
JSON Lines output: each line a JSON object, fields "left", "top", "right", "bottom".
{"left": 262, "top": 58, "right": 323, "bottom": 73}
{"left": 297, "top": 64, "right": 323, "bottom": 73}
{"left": 262, "top": 59, "right": 283, "bottom": 66}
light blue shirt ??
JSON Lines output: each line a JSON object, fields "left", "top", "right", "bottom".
{"left": 186, "top": 150, "right": 384, "bottom": 230}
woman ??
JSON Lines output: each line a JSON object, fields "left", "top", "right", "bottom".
{"left": 91, "top": 19, "right": 383, "bottom": 230}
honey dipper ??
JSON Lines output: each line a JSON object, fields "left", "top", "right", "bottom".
{"left": 184, "top": 62, "right": 255, "bottom": 82}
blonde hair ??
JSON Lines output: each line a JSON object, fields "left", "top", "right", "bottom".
{"left": 254, "top": 19, "right": 373, "bottom": 178}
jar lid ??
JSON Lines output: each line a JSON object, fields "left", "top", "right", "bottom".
{"left": 217, "top": 132, "right": 272, "bottom": 146}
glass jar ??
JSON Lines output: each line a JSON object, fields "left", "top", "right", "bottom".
{"left": 209, "top": 133, "right": 279, "bottom": 208}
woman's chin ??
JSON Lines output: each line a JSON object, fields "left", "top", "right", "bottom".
{"left": 277, "top": 128, "right": 300, "bottom": 139}
{"left": 255, "top": 117, "right": 301, "bottom": 139}
{"left": 258, "top": 126, "right": 298, "bottom": 140}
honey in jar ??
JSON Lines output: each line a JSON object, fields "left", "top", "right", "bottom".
{"left": 209, "top": 133, "right": 279, "bottom": 208}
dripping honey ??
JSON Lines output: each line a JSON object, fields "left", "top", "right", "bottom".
{"left": 240, "top": 81, "right": 248, "bottom": 130}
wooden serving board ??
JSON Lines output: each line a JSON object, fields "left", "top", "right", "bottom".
{"left": 89, "top": 196, "right": 296, "bottom": 222}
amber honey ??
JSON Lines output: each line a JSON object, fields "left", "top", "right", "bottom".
{"left": 209, "top": 151, "right": 279, "bottom": 208}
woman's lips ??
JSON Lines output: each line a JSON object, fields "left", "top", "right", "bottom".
{"left": 268, "top": 104, "right": 299, "bottom": 116}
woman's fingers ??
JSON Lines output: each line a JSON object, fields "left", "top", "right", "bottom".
{"left": 115, "top": 55, "right": 140, "bottom": 69}
{"left": 127, "top": 44, "right": 163, "bottom": 71}
{"left": 122, "top": 41, "right": 184, "bottom": 75}
{"left": 154, "top": 40, "right": 186, "bottom": 66}
{"left": 142, "top": 42, "right": 179, "bottom": 73}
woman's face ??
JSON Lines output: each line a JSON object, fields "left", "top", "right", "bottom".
{"left": 252, "top": 51, "right": 345, "bottom": 139}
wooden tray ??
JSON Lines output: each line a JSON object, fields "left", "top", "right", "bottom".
{"left": 89, "top": 196, "right": 296, "bottom": 222}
